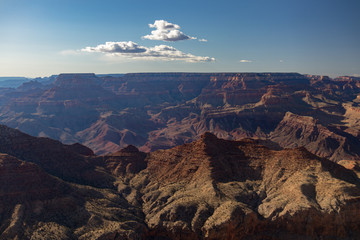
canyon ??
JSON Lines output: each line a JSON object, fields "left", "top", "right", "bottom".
{"left": 0, "top": 72, "right": 360, "bottom": 239}
{"left": 1, "top": 72, "right": 360, "bottom": 162}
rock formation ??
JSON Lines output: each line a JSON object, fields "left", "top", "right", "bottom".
{"left": 0, "top": 132, "right": 146, "bottom": 239}
{"left": 270, "top": 112, "right": 360, "bottom": 162}
{"left": 0, "top": 125, "right": 359, "bottom": 239}
{"left": 129, "top": 133, "right": 360, "bottom": 239}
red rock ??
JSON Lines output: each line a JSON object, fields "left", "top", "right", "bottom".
{"left": 270, "top": 112, "right": 360, "bottom": 161}
{"left": 136, "top": 133, "right": 360, "bottom": 239}
{"left": 0, "top": 153, "right": 65, "bottom": 202}
{"left": 0, "top": 125, "right": 111, "bottom": 187}
{"left": 103, "top": 145, "right": 147, "bottom": 177}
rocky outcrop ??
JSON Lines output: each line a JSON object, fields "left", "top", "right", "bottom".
{"left": 0, "top": 153, "right": 146, "bottom": 240}
{"left": 53, "top": 73, "right": 102, "bottom": 87}
{"left": 125, "top": 133, "right": 360, "bottom": 239}
{"left": 270, "top": 112, "right": 360, "bottom": 162}
{"left": 16, "top": 80, "right": 44, "bottom": 91}
{"left": 0, "top": 125, "right": 112, "bottom": 187}
{"left": 0, "top": 153, "right": 65, "bottom": 202}
{"left": 103, "top": 145, "right": 147, "bottom": 178}
{"left": 76, "top": 109, "right": 154, "bottom": 154}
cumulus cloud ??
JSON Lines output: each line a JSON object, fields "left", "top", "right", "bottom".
{"left": 239, "top": 60, "right": 252, "bottom": 63}
{"left": 149, "top": 20, "right": 180, "bottom": 30}
{"left": 82, "top": 41, "right": 147, "bottom": 53}
{"left": 68, "top": 20, "right": 213, "bottom": 62}
{"left": 81, "top": 41, "right": 215, "bottom": 62}
{"left": 142, "top": 20, "right": 196, "bottom": 42}
{"left": 198, "top": 38, "right": 208, "bottom": 42}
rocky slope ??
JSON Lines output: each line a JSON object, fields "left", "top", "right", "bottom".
{"left": 1, "top": 72, "right": 360, "bottom": 162}
{"left": 0, "top": 153, "right": 146, "bottom": 240}
{"left": 270, "top": 112, "right": 360, "bottom": 162}
{"left": 126, "top": 133, "right": 360, "bottom": 239}
{"left": 0, "top": 126, "right": 148, "bottom": 239}
{"left": 1, "top": 127, "right": 360, "bottom": 239}
{"left": 0, "top": 125, "right": 113, "bottom": 187}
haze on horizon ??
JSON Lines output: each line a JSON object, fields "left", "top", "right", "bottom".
{"left": 0, "top": 0, "right": 359, "bottom": 78}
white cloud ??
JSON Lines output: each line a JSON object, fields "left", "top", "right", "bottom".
{"left": 199, "top": 38, "right": 208, "bottom": 42}
{"left": 82, "top": 41, "right": 147, "bottom": 53}
{"left": 279, "top": 60, "right": 284, "bottom": 63}
{"left": 81, "top": 41, "right": 215, "bottom": 62}
{"left": 239, "top": 60, "right": 252, "bottom": 63}
{"left": 149, "top": 20, "right": 180, "bottom": 30}
{"left": 142, "top": 20, "right": 196, "bottom": 42}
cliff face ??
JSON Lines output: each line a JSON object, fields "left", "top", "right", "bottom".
{"left": 1, "top": 72, "right": 360, "bottom": 162}
{"left": 270, "top": 112, "right": 360, "bottom": 162}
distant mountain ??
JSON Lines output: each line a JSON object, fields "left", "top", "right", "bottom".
{"left": 0, "top": 77, "right": 30, "bottom": 88}
{"left": 1, "top": 72, "right": 360, "bottom": 163}
{"left": 96, "top": 73, "right": 125, "bottom": 78}
{"left": 0, "top": 75, "right": 57, "bottom": 88}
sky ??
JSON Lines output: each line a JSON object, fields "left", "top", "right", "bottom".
{"left": 0, "top": 0, "right": 359, "bottom": 77}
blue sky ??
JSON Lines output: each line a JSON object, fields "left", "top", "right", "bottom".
{"left": 0, "top": 0, "right": 359, "bottom": 77}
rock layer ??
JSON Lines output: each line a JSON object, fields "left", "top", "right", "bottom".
{"left": 270, "top": 112, "right": 360, "bottom": 162}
